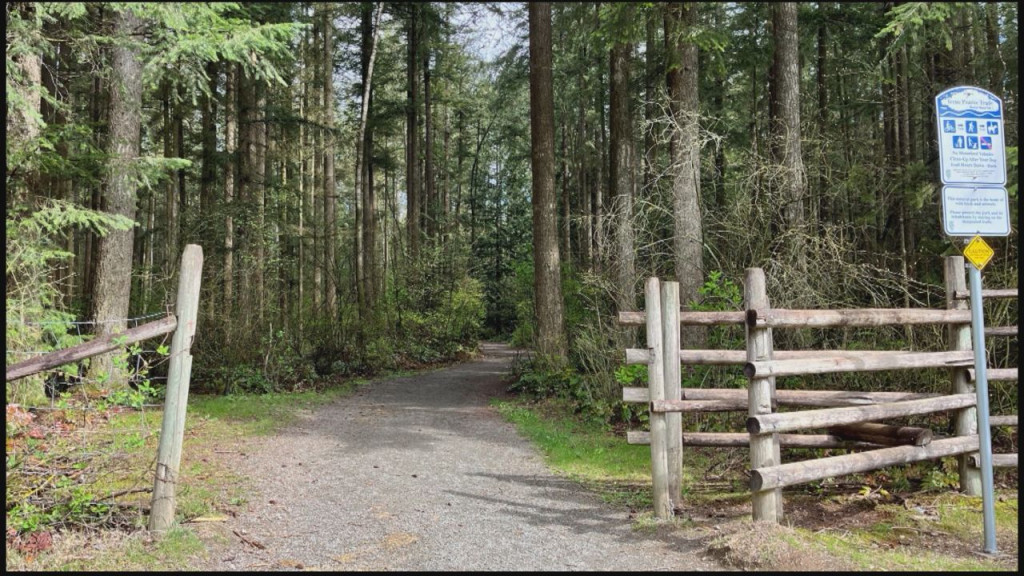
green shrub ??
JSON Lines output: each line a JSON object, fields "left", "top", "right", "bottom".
{"left": 6, "top": 200, "right": 133, "bottom": 405}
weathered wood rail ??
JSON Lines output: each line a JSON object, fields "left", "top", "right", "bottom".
{"left": 6, "top": 315, "right": 178, "bottom": 382}
{"left": 619, "top": 255, "right": 1017, "bottom": 523}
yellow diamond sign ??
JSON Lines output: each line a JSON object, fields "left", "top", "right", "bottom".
{"left": 963, "top": 235, "right": 994, "bottom": 270}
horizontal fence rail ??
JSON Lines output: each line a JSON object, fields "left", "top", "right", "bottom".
{"left": 623, "top": 387, "right": 940, "bottom": 407}
{"left": 617, "top": 310, "right": 745, "bottom": 327}
{"left": 989, "top": 415, "right": 1018, "bottom": 427}
{"left": 6, "top": 315, "right": 177, "bottom": 382}
{"left": 745, "top": 307, "right": 972, "bottom": 328}
{"left": 746, "top": 394, "right": 977, "bottom": 435}
{"left": 968, "top": 368, "right": 1018, "bottom": 382}
{"left": 743, "top": 350, "right": 974, "bottom": 379}
{"left": 970, "top": 454, "right": 1019, "bottom": 468}
{"left": 625, "top": 348, "right": 916, "bottom": 366}
{"left": 750, "top": 436, "right": 980, "bottom": 492}
{"left": 954, "top": 288, "right": 1018, "bottom": 300}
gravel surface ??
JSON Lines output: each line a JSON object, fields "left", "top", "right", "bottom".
{"left": 199, "top": 342, "right": 720, "bottom": 571}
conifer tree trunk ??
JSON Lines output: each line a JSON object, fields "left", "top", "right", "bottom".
{"left": 442, "top": 104, "right": 450, "bottom": 242}
{"left": 175, "top": 84, "right": 186, "bottom": 247}
{"left": 665, "top": 3, "right": 705, "bottom": 348}
{"left": 297, "top": 38, "right": 307, "bottom": 334}
{"left": 237, "top": 65, "right": 253, "bottom": 319}
{"left": 255, "top": 79, "right": 267, "bottom": 321}
{"left": 309, "top": 18, "right": 322, "bottom": 311}
{"left": 201, "top": 61, "right": 218, "bottom": 319}
{"left": 593, "top": 3, "right": 605, "bottom": 269}
{"left": 816, "top": 6, "right": 828, "bottom": 224}
{"left": 357, "top": 2, "right": 383, "bottom": 321}
{"left": 609, "top": 19, "right": 637, "bottom": 313}
{"left": 770, "top": 2, "right": 806, "bottom": 254}
{"left": 578, "top": 66, "right": 592, "bottom": 270}
{"left": 200, "top": 62, "right": 217, "bottom": 223}
{"left": 224, "top": 64, "right": 236, "bottom": 320}
{"left": 84, "top": 73, "right": 106, "bottom": 313}
{"left": 406, "top": 5, "right": 421, "bottom": 260}
{"left": 89, "top": 6, "right": 143, "bottom": 388}
{"left": 162, "top": 80, "right": 178, "bottom": 276}
{"left": 321, "top": 4, "right": 337, "bottom": 316}
{"left": 529, "top": 2, "right": 567, "bottom": 360}
{"left": 424, "top": 42, "right": 435, "bottom": 241}
{"left": 985, "top": 3, "right": 1003, "bottom": 100}
{"left": 644, "top": 7, "right": 659, "bottom": 196}
{"left": 560, "top": 117, "right": 571, "bottom": 266}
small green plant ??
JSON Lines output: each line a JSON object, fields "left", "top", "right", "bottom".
{"left": 614, "top": 363, "right": 647, "bottom": 387}
{"left": 692, "top": 270, "right": 745, "bottom": 351}
{"left": 62, "top": 486, "right": 110, "bottom": 521}
{"left": 920, "top": 458, "right": 960, "bottom": 492}
{"left": 9, "top": 502, "right": 54, "bottom": 533}
{"left": 614, "top": 364, "right": 650, "bottom": 425}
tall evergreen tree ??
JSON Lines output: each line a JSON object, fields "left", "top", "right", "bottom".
{"left": 529, "top": 2, "right": 567, "bottom": 360}
{"left": 89, "top": 6, "right": 144, "bottom": 385}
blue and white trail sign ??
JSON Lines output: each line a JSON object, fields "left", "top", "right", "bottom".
{"left": 935, "top": 86, "right": 1006, "bottom": 555}
{"left": 935, "top": 86, "right": 1006, "bottom": 185}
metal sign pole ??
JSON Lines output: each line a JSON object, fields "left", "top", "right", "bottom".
{"left": 936, "top": 86, "right": 1006, "bottom": 555}
{"left": 966, "top": 260, "right": 997, "bottom": 554}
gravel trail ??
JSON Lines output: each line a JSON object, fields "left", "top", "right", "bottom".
{"left": 199, "top": 342, "right": 720, "bottom": 571}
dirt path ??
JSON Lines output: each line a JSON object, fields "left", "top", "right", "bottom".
{"left": 196, "top": 342, "right": 720, "bottom": 571}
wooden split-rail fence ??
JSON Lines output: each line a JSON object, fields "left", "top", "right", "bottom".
{"left": 618, "top": 256, "right": 1017, "bottom": 522}
{"left": 5, "top": 244, "right": 204, "bottom": 534}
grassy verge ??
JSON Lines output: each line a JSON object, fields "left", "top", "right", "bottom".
{"left": 4, "top": 377, "right": 369, "bottom": 571}
{"left": 493, "top": 395, "right": 1018, "bottom": 572}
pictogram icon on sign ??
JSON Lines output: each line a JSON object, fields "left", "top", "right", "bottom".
{"left": 963, "top": 235, "right": 995, "bottom": 270}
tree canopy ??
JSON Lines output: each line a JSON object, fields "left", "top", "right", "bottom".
{"left": 6, "top": 2, "right": 1017, "bottom": 413}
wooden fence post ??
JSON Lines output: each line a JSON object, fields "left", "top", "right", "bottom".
{"left": 150, "top": 244, "right": 203, "bottom": 533}
{"left": 645, "top": 278, "right": 672, "bottom": 518}
{"left": 661, "top": 281, "right": 683, "bottom": 505}
{"left": 745, "top": 267, "right": 781, "bottom": 522}
{"left": 944, "top": 255, "right": 981, "bottom": 496}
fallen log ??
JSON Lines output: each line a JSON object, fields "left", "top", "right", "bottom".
{"left": 626, "top": 430, "right": 880, "bottom": 449}
{"left": 828, "top": 422, "right": 932, "bottom": 447}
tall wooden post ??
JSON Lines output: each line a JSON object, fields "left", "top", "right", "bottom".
{"left": 646, "top": 278, "right": 672, "bottom": 518}
{"left": 661, "top": 281, "right": 683, "bottom": 505}
{"left": 745, "top": 267, "right": 782, "bottom": 522}
{"left": 944, "top": 255, "right": 981, "bottom": 495}
{"left": 150, "top": 245, "right": 203, "bottom": 533}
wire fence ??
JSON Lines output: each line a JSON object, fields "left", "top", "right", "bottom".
{"left": 9, "top": 311, "right": 170, "bottom": 328}
{"left": 6, "top": 311, "right": 175, "bottom": 409}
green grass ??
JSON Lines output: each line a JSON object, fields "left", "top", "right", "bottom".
{"left": 492, "top": 398, "right": 657, "bottom": 510}
{"left": 492, "top": 399, "right": 651, "bottom": 480}
{"left": 492, "top": 395, "right": 1018, "bottom": 572}
{"left": 187, "top": 379, "right": 368, "bottom": 435}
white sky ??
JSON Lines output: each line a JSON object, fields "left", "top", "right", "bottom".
{"left": 451, "top": 3, "right": 524, "bottom": 63}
